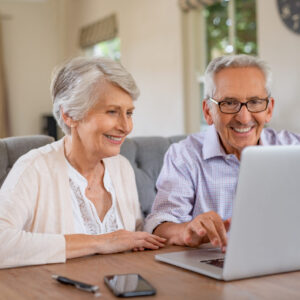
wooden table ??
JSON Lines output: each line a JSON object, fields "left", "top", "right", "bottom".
{"left": 1, "top": 245, "right": 300, "bottom": 300}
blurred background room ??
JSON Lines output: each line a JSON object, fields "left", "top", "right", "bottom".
{"left": 0, "top": 0, "right": 299, "bottom": 139}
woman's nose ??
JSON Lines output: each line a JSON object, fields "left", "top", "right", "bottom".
{"left": 118, "top": 115, "right": 131, "bottom": 133}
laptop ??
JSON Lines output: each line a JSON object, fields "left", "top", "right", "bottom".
{"left": 155, "top": 145, "right": 300, "bottom": 281}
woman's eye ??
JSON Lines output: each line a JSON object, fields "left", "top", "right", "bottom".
{"left": 107, "top": 110, "right": 117, "bottom": 115}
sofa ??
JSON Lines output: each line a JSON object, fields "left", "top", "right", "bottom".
{"left": 0, "top": 135, "right": 55, "bottom": 186}
{"left": 120, "top": 136, "right": 185, "bottom": 215}
{"left": 0, "top": 134, "right": 185, "bottom": 216}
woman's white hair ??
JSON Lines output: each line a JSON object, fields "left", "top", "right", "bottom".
{"left": 204, "top": 54, "right": 272, "bottom": 99}
{"left": 51, "top": 56, "right": 140, "bottom": 135}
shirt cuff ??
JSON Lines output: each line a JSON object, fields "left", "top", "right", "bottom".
{"left": 144, "top": 213, "right": 181, "bottom": 233}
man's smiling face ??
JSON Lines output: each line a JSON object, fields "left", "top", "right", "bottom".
{"left": 203, "top": 67, "right": 274, "bottom": 159}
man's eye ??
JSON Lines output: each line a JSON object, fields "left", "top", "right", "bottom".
{"left": 127, "top": 111, "right": 133, "bottom": 117}
{"left": 222, "top": 101, "right": 238, "bottom": 107}
{"left": 107, "top": 110, "right": 117, "bottom": 114}
{"left": 249, "top": 99, "right": 262, "bottom": 105}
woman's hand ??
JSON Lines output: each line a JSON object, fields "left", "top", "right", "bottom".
{"left": 65, "top": 230, "right": 166, "bottom": 259}
{"left": 96, "top": 230, "right": 166, "bottom": 254}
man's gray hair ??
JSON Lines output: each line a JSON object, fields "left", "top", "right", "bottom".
{"left": 51, "top": 56, "right": 140, "bottom": 135}
{"left": 204, "top": 54, "right": 272, "bottom": 99}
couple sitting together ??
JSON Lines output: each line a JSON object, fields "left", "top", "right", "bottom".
{"left": 0, "top": 54, "right": 299, "bottom": 268}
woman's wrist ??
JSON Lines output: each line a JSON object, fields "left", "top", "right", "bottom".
{"left": 65, "top": 234, "right": 102, "bottom": 259}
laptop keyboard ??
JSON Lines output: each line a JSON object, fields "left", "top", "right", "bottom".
{"left": 200, "top": 258, "right": 224, "bottom": 268}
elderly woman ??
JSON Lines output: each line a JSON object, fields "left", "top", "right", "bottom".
{"left": 0, "top": 57, "right": 165, "bottom": 268}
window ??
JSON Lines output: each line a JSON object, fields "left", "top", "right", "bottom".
{"left": 182, "top": 0, "right": 257, "bottom": 133}
{"left": 79, "top": 14, "right": 120, "bottom": 60}
{"left": 205, "top": 0, "right": 257, "bottom": 62}
{"left": 85, "top": 37, "right": 121, "bottom": 60}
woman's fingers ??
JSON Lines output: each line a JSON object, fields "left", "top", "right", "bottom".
{"left": 145, "top": 236, "right": 166, "bottom": 247}
{"left": 132, "top": 232, "right": 166, "bottom": 249}
{"left": 135, "top": 240, "right": 160, "bottom": 250}
{"left": 132, "top": 247, "right": 145, "bottom": 252}
{"left": 104, "top": 230, "right": 166, "bottom": 253}
{"left": 143, "top": 233, "right": 166, "bottom": 242}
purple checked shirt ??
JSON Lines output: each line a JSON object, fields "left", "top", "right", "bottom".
{"left": 144, "top": 125, "right": 300, "bottom": 233}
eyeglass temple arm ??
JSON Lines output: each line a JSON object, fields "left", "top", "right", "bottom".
{"left": 208, "top": 98, "right": 219, "bottom": 105}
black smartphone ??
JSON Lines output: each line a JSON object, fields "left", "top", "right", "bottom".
{"left": 104, "top": 273, "right": 156, "bottom": 297}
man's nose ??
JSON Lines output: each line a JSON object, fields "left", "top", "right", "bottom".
{"left": 235, "top": 104, "right": 252, "bottom": 124}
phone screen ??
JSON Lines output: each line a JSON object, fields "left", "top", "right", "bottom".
{"left": 104, "top": 273, "right": 156, "bottom": 297}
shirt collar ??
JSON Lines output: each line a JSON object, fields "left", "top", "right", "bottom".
{"left": 203, "top": 125, "right": 267, "bottom": 160}
{"left": 203, "top": 125, "right": 227, "bottom": 160}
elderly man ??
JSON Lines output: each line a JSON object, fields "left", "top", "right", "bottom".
{"left": 145, "top": 54, "right": 300, "bottom": 252}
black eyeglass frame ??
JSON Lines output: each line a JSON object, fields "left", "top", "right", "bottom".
{"left": 208, "top": 97, "right": 270, "bottom": 114}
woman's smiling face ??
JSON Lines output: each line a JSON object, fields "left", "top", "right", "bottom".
{"left": 72, "top": 81, "right": 134, "bottom": 159}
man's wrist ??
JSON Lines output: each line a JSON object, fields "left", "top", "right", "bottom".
{"left": 155, "top": 222, "right": 187, "bottom": 246}
{"left": 171, "top": 222, "right": 187, "bottom": 246}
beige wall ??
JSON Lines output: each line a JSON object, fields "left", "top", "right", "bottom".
{"left": 1, "top": 0, "right": 184, "bottom": 137}
{"left": 0, "top": 0, "right": 300, "bottom": 137}
{"left": 0, "top": 0, "right": 65, "bottom": 136}
{"left": 64, "top": 0, "right": 184, "bottom": 137}
{"left": 257, "top": 1, "right": 300, "bottom": 132}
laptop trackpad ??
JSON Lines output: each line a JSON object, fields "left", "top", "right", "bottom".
{"left": 155, "top": 247, "right": 225, "bottom": 277}
{"left": 156, "top": 247, "right": 224, "bottom": 262}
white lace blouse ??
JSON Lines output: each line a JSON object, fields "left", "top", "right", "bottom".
{"left": 66, "top": 159, "right": 124, "bottom": 235}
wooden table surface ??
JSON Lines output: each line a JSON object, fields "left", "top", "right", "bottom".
{"left": 1, "top": 245, "right": 300, "bottom": 300}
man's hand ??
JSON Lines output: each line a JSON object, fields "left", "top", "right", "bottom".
{"left": 181, "top": 211, "right": 231, "bottom": 252}
{"left": 154, "top": 211, "right": 231, "bottom": 252}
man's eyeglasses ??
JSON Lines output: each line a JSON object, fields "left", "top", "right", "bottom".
{"left": 208, "top": 97, "right": 269, "bottom": 114}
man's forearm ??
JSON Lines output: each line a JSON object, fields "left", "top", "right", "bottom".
{"left": 153, "top": 222, "right": 187, "bottom": 246}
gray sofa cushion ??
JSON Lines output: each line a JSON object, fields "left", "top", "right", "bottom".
{"left": 0, "top": 134, "right": 186, "bottom": 217}
{"left": 120, "top": 135, "right": 185, "bottom": 216}
{"left": 0, "top": 135, "right": 54, "bottom": 186}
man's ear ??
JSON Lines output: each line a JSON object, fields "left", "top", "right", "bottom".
{"left": 265, "top": 97, "right": 275, "bottom": 123}
{"left": 203, "top": 99, "right": 214, "bottom": 125}
{"left": 60, "top": 107, "right": 77, "bottom": 128}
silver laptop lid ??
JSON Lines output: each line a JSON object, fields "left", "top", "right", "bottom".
{"left": 223, "top": 145, "right": 300, "bottom": 280}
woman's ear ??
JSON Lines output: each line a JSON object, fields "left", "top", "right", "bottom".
{"left": 60, "top": 107, "right": 77, "bottom": 128}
